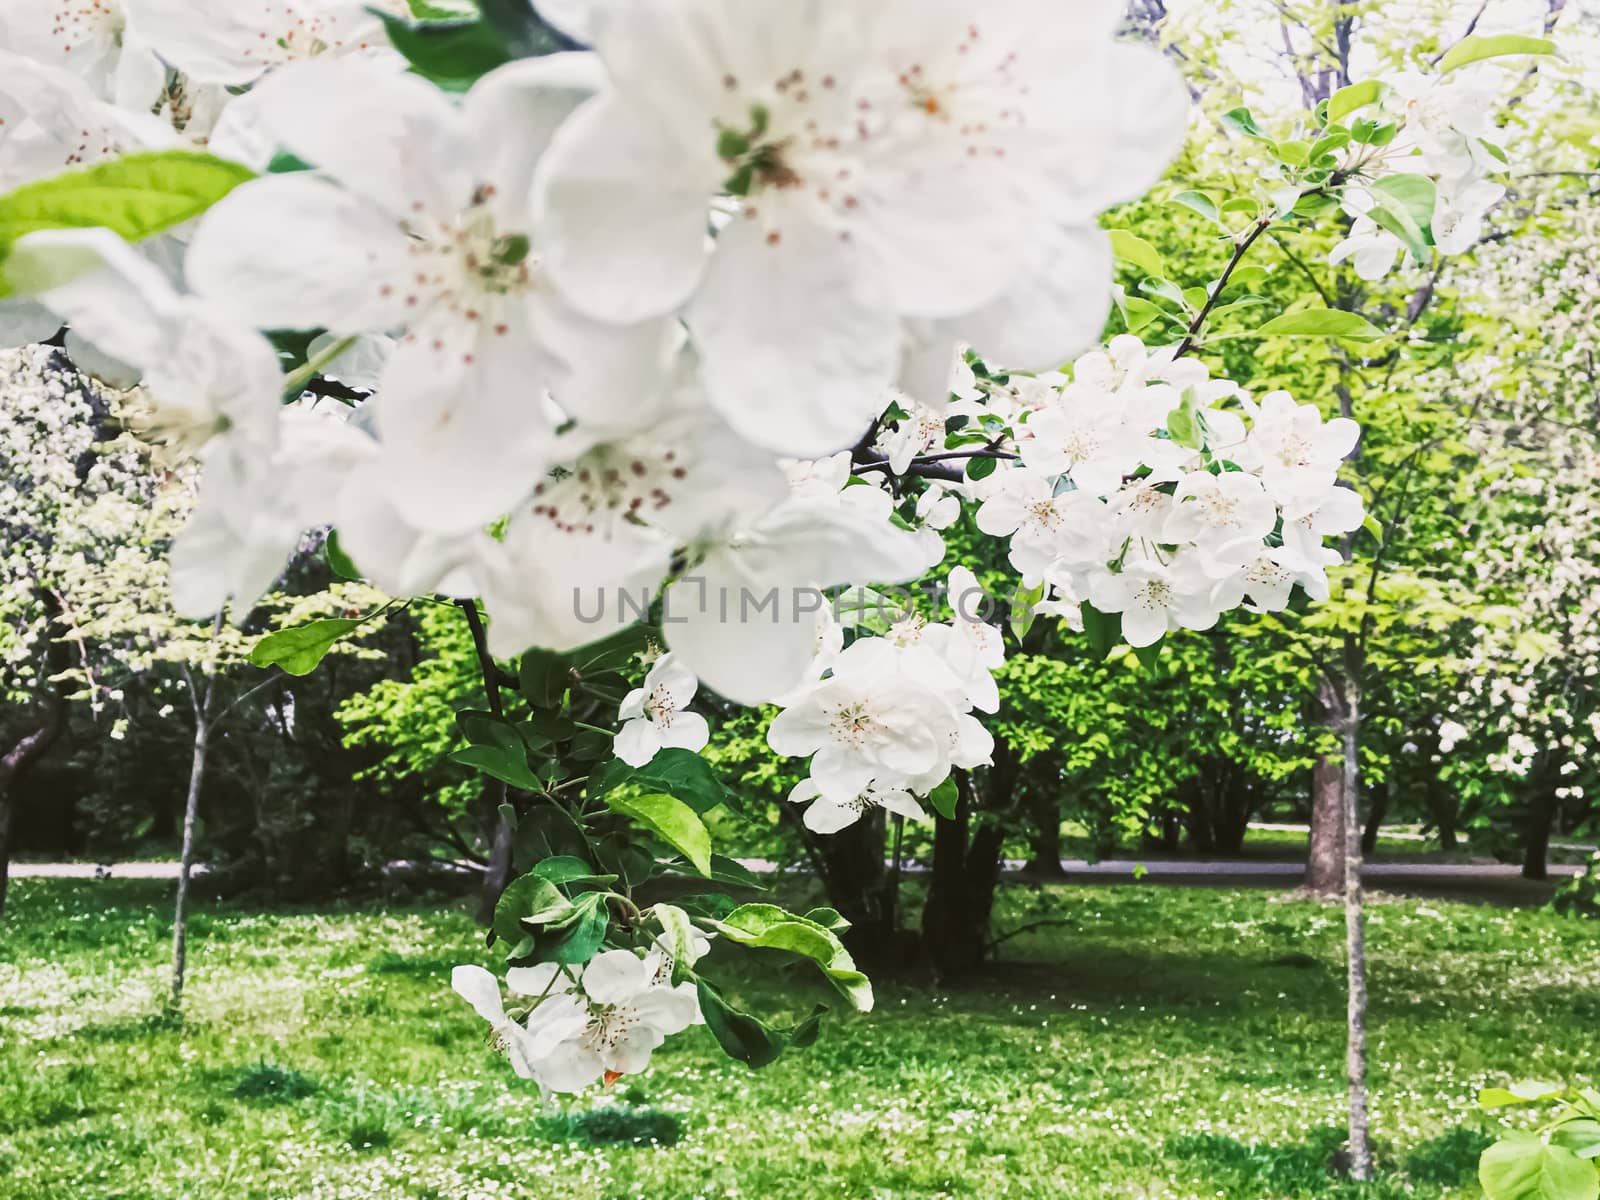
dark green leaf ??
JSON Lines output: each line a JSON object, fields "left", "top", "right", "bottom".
{"left": 492, "top": 874, "right": 571, "bottom": 946}
{"left": 518, "top": 648, "right": 569, "bottom": 709}
{"left": 324, "top": 531, "right": 360, "bottom": 580}
{"left": 591, "top": 748, "right": 728, "bottom": 814}
{"left": 928, "top": 778, "right": 960, "bottom": 821}
{"left": 695, "top": 979, "right": 785, "bottom": 1069}
{"left": 531, "top": 855, "right": 617, "bottom": 889}
{"left": 372, "top": 11, "right": 512, "bottom": 91}
{"left": 1081, "top": 602, "right": 1123, "bottom": 660}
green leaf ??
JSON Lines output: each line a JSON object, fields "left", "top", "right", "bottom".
{"left": 1553, "top": 1122, "right": 1600, "bottom": 1161}
{"left": 1140, "top": 277, "right": 1188, "bottom": 309}
{"left": 695, "top": 979, "right": 786, "bottom": 1068}
{"left": 1120, "top": 296, "right": 1164, "bottom": 333}
{"left": 1480, "top": 1133, "right": 1599, "bottom": 1200}
{"left": 966, "top": 454, "right": 998, "bottom": 481}
{"left": 1440, "top": 34, "right": 1557, "bottom": 74}
{"left": 1367, "top": 173, "right": 1437, "bottom": 263}
{"left": 1221, "top": 107, "right": 1267, "bottom": 139}
{"left": 1081, "top": 602, "right": 1123, "bottom": 660}
{"left": 1109, "top": 230, "right": 1166, "bottom": 279}
{"left": 492, "top": 874, "right": 572, "bottom": 946}
{"left": 1274, "top": 139, "right": 1310, "bottom": 167}
{"left": 928, "top": 778, "right": 960, "bottom": 821}
{"left": 0, "top": 151, "right": 255, "bottom": 297}
{"left": 1328, "top": 80, "right": 1382, "bottom": 122}
{"left": 606, "top": 791, "right": 712, "bottom": 876}
{"left": 1133, "top": 639, "right": 1164, "bottom": 673}
{"left": 324, "top": 531, "right": 360, "bottom": 581}
{"left": 518, "top": 648, "right": 569, "bottom": 709}
{"left": 451, "top": 717, "right": 545, "bottom": 791}
{"left": 249, "top": 618, "right": 361, "bottom": 676}
{"left": 531, "top": 855, "right": 617, "bottom": 889}
{"left": 512, "top": 802, "right": 592, "bottom": 870}
{"left": 1169, "top": 190, "right": 1223, "bottom": 225}
{"left": 708, "top": 854, "right": 767, "bottom": 890}
{"left": 591, "top": 748, "right": 728, "bottom": 814}
{"left": 802, "top": 907, "right": 851, "bottom": 934}
{"left": 652, "top": 902, "right": 699, "bottom": 984}
{"left": 713, "top": 903, "right": 873, "bottom": 1012}
{"left": 536, "top": 892, "right": 610, "bottom": 965}
{"left": 1361, "top": 513, "right": 1384, "bottom": 542}
{"left": 372, "top": 11, "right": 513, "bottom": 91}
{"left": 1255, "top": 308, "right": 1384, "bottom": 339}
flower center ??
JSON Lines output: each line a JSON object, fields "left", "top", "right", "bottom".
{"left": 529, "top": 447, "right": 688, "bottom": 534}
{"left": 582, "top": 1004, "right": 640, "bottom": 1052}
{"left": 48, "top": 0, "right": 122, "bottom": 52}
{"left": 827, "top": 701, "right": 878, "bottom": 749}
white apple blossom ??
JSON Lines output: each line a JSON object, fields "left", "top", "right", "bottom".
{"left": 518, "top": 951, "right": 700, "bottom": 1094}
{"left": 530, "top": 0, "right": 1186, "bottom": 453}
{"left": 614, "top": 652, "right": 710, "bottom": 767}
{"left": 790, "top": 777, "right": 926, "bottom": 834}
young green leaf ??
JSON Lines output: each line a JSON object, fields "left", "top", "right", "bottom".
{"left": 928, "top": 777, "right": 960, "bottom": 820}
{"left": 1108, "top": 229, "right": 1166, "bottom": 279}
{"left": 1439, "top": 34, "right": 1557, "bottom": 75}
{"left": 373, "top": 12, "right": 513, "bottom": 91}
{"left": 0, "top": 152, "right": 255, "bottom": 289}
{"left": 606, "top": 791, "right": 712, "bottom": 876}
{"left": 1254, "top": 309, "right": 1384, "bottom": 339}
{"left": 492, "top": 874, "right": 573, "bottom": 946}
{"left": 1081, "top": 601, "right": 1123, "bottom": 660}
{"left": 1327, "top": 80, "right": 1382, "bottom": 122}
{"left": 249, "top": 618, "right": 362, "bottom": 676}
{"left": 1478, "top": 1132, "right": 1598, "bottom": 1200}
{"left": 712, "top": 903, "right": 873, "bottom": 1012}
{"left": 1169, "top": 190, "right": 1223, "bottom": 226}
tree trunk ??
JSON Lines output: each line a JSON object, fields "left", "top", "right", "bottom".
{"left": 1021, "top": 784, "right": 1065, "bottom": 878}
{"left": 803, "top": 810, "right": 903, "bottom": 966}
{"left": 1522, "top": 782, "right": 1558, "bottom": 882}
{"left": 1340, "top": 678, "right": 1373, "bottom": 1181}
{"left": 1360, "top": 779, "right": 1389, "bottom": 857}
{"left": 477, "top": 784, "right": 514, "bottom": 926}
{"left": 169, "top": 714, "right": 210, "bottom": 1010}
{"left": 921, "top": 769, "right": 1007, "bottom": 978}
{"left": 0, "top": 606, "right": 72, "bottom": 919}
{"left": 1305, "top": 679, "right": 1346, "bottom": 896}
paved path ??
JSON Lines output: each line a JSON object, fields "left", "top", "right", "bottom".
{"left": 10, "top": 858, "right": 1580, "bottom": 881}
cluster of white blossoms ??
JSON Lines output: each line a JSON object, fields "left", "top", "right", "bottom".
{"left": 1330, "top": 68, "right": 1509, "bottom": 280}
{"left": 767, "top": 566, "right": 1004, "bottom": 832}
{"left": 452, "top": 938, "right": 704, "bottom": 1094}
{"left": 1, "top": 0, "right": 1192, "bottom": 710}
{"left": 955, "top": 336, "right": 1365, "bottom": 647}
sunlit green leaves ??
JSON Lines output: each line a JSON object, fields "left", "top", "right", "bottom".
{"left": 1440, "top": 34, "right": 1557, "bottom": 75}
{"left": 1367, "top": 174, "right": 1438, "bottom": 263}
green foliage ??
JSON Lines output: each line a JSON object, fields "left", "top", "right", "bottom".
{"left": 0, "top": 152, "right": 254, "bottom": 296}
{"left": 249, "top": 618, "right": 364, "bottom": 676}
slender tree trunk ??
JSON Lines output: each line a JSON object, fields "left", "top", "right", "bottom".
{"left": 1522, "top": 783, "right": 1558, "bottom": 882}
{"left": 169, "top": 713, "right": 210, "bottom": 1010}
{"left": 1361, "top": 779, "right": 1389, "bottom": 856}
{"left": 1306, "top": 676, "right": 1346, "bottom": 896}
{"left": 1340, "top": 676, "right": 1373, "bottom": 1181}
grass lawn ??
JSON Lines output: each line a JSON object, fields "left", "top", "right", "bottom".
{"left": 0, "top": 877, "right": 1592, "bottom": 1200}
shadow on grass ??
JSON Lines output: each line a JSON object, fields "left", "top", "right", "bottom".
{"left": 1164, "top": 1124, "right": 1487, "bottom": 1199}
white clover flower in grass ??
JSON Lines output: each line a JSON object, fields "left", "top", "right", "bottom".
{"left": 518, "top": 951, "right": 700, "bottom": 1094}
{"left": 790, "top": 777, "right": 927, "bottom": 834}
{"left": 186, "top": 53, "right": 674, "bottom": 533}
{"left": 614, "top": 653, "right": 710, "bottom": 767}
{"left": 532, "top": 0, "right": 1186, "bottom": 453}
